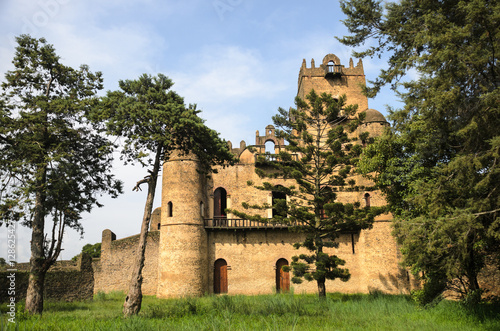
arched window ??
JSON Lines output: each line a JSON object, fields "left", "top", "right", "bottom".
{"left": 265, "top": 140, "right": 275, "bottom": 154}
{"left": 214, "top": 259, "right": 228, "bottom": 294}
{"left": 167, "top": 201, "right": 173, "bottom": 217}
{"left": 327, "top": 60, "right": 335, "bottom": 73}
{"left": 272, "top": 186, "right": 287, "bottom": 218}
{"left": 364, "top": 193, "right": 371, "bottom": 208}
{"left": 276, "top": 258, "right": 290, "bottom": 292}
{"left": 214, "top": 187, "right": 227, "bottom": 220}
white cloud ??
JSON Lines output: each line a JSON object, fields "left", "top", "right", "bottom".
{"left": 172, "top": 45, "right": 286, "bottom": 103}
{"left": 166, "top": 44, "right": 289, "bottom": 144}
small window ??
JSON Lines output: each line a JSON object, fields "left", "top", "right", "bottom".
{"left": 167, "top": 201, "right": 173, "bottom": 217}
{"left": 200, "top": 201, "right": 205, "bottom": 217}
{"left": 364, "top": 193, "right": 371, "bottom": 208}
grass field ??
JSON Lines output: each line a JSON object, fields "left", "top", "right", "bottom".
{"left": 1, "top": 292, "right": 499, "bottom": 330}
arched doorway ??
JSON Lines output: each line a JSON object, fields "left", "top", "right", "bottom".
{"left": 214, "top": 187, "right": 227, "bottom": 226}
{"left": 272, "top": 186, "right": 287, "bottom": 218}
{"left": 214, "top": 259, "right": 228, "bottom": 294}
{"left": 276, "top": 258, "right": 290, "bottom": 292}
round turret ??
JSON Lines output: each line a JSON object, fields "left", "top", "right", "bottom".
{"left": 157, "top": 151, "right": 209, "bottom": 297}
{"left": 360, "top": 108, "right": 389, "bottom": 138}
{"left": 363, "top": 108, "right": 388, "bottom": 124}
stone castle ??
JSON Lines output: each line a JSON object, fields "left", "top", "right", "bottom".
{"left": 93, "top": 53, "right": 414, "bottom": 297}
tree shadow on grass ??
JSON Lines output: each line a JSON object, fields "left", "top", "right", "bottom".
{"left": 462, "top": 300, "right": 500, "bottom": 322}
{"left": 43, "top": 301, "right": 94, "bottom": 312}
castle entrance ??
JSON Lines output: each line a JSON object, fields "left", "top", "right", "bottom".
{"left": 214, "top": 259, "right": 228, "bottom": 294}
{"left": 276, "top": 258, "right": 290, "bottom": 292}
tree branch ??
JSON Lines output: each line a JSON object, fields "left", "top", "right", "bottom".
{"left": 132, "top": 170, "right": 154, "bottom": 192}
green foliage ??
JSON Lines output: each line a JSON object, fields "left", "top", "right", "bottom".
{"left": 232, "top": 90, "right": 382, "bottom": 297}
{"left": 340, "top": 0, "right": 500, "bottom": 302}
{"left": 0, "top": 33, "right": 122, "bottom": 294}
{"left": 96, "top": 73, "right": 235, "bottom": 173}
{"left": 72, "top": 243, "right": 101, "bottom": 261}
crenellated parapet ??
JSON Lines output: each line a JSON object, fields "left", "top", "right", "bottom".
{"left": 297, "top": 53, "right": 368, "bottom": 112}
{"left": 226, "top": 140, "right": 247, "bottom": 157}
{"left": 298, "top": 53, "right": 364, "bottom": 81}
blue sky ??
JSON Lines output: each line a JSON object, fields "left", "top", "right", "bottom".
{"left": 0, "top": 0, "right": 401, "bottom": 262}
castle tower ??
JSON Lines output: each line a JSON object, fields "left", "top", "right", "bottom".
{"left": 297, "top": 54, "right": 368, "bottom": 112}
{"left": 157, "top": 151, "right": 209, "bottom": 297}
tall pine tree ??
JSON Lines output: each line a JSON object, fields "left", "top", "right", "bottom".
{"left": 232, "top": 90, "right": 381, "bottom": 297}
{"left": 0, "top": 35, "right": 122, "bottom": 314}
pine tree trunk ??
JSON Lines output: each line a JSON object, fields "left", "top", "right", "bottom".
{"left": 25, "top": 170, "right": 47, "bottom": 315}
{"left": 25, "top": 269, "right": 45, "bottom": 314}
{"left": 123, "top": 145, "right": 161, "bottom": 317}
{"left": 317, "top": 278, "right": 326, "bottom": 299}
{"left": 466, "top": 236, "right": 481, "bottom": 300}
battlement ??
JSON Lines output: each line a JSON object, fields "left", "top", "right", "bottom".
{"left": 297, "top": 53, "right": 368, "bottom": 111}
{"left": 298, "top": 53, "right": 364, "bottom": 82}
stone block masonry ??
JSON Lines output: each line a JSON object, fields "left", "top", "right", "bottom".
{"left": 93, "top": 230, "right": 159, "bottom": 295}
{"left": 0, "top": 254, "right": 94, "bottom": 302}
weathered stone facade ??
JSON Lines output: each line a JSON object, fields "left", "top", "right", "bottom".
{"left": 0, "top": 254, "right": 94, "bottom": 302}
{"left": 93, "top": 230, "right": 160, "bottom": 295}
{"left": 93, "top": 53, "right": 413, "bottom": 297}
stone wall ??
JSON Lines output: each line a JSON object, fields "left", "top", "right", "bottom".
{"left": 206, "top": 220, "right": 412, "bottom": 296}
{"left": 93, "top": 230, "right": 159, "bottom": 295}
{"left": 478, "top": 255, "right": 500, "bottom": 299}
{"left": 0, "top": 254, "right": 94, "bottom": 303}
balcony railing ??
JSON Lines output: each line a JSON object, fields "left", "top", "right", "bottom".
{"left": 204, "top": 218, "right": 305, "bottom": 230}
{"left": 324, "top": 64, "right": 343, "bottom": 77}
{"left": 255, "top": 153, "right": 299, "bottom": 164}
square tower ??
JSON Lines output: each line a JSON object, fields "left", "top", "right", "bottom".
{"left": 297, "top": 54, "right": 368, "bottom": 112}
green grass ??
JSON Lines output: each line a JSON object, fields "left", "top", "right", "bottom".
{"left": 1, "top": 292, "right": 499, "bottom": 330}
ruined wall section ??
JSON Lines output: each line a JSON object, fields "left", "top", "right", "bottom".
{"left": 0, "top": 254, "right": 94, "bottom": 302}
{"left": 93, "top": 229, "right": 159, "bottom": 295}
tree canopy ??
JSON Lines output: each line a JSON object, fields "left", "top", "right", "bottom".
{"left": 339, "top": 0, "right": 500, "bottom": 302}
{"left": 72, "top": 243, "right": 101, "bottom": 261}
{"left": 233, "top": 90, "right": 381, "bottom": 297}
{"left": 0, "top": 35, "right": 122, "bottom": 314}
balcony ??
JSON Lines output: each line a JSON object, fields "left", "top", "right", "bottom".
{"left": 255, "top": 153, "right": 299, "bottom": 164}
{"left": 204, "top": 218, "right": 304, "bottom": 230}
{"left": 324, "top": 64, "right": 343, "bottom": 78}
